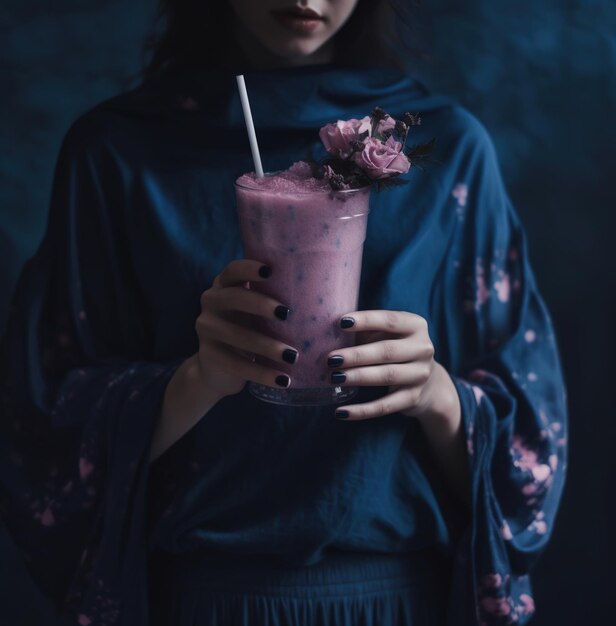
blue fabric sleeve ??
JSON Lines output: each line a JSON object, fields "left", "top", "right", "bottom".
{"left": 0, "top": 120, "right": 182, "bottom": 626}
{"left": 443, "top": 121, "right": 568, "bottom": 625}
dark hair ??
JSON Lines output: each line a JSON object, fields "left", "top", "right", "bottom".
{"left": 143, "top": 0, "right": 427, "bottom": 79}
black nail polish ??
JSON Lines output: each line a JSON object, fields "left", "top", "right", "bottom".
{"left": 275, "top": 374, "right": 290, "bottom": 388}
{"left": 331, "top": 371, "right": 346, "bottom": 384}
{"left": 327, "top": 355, "right": 344, "bottom": 367}
{"left": 340, "top": 317, "right": 355, "bottom": 329}
{"left": 282, "top": 349, "right": 298, "bottom": 364}
{"left": 258, "top": 265, "right": 272, "bottom": 278}
{"left": 274, "top": 305, "right": 290, "bottom": 321}
{"left": 335, "top": 410, "right": 350, "bottom": 419}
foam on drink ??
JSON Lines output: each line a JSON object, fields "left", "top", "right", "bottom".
{"left": 236, "top": 162, "right": 332, "bottom": 194}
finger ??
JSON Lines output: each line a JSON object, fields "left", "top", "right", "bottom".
{"left": 214, "top": 259, "right": 272, "bottom": 288}
{"left": 327, "top": 338, "right": 433, "bottom": 369}
{"left": 201, "top": 341, "right": 291, "bottom": 388}
{"left": 338, "top": 310, "right": 427, "bottom": 336}
{"left": 197, "top": 313, "right": 298, "bottom": 366}
{"left": 329, "top": 362, "right": 430, "bottom": 387}
{"left": 334, "top": 387, "right": 418, "bottom": 421}
{"left": 203, "top": 286, "right": 290, "bottom": 321}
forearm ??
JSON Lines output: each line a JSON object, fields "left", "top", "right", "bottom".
{"left": 149, "top": 354, "right": 223, "bottom": 463}
{"left": 416, "top": 362, "right": 472, "bottom": 511}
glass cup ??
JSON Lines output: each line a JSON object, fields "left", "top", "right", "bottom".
{"left": 235, "top": 175, "right": 370, "bottom": 406}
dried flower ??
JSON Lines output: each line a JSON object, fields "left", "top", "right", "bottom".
{"left": 323, "top": 165, "right": 336, "bottom": 179}
{"left": 329, "top": 173, "right": 350, "bottom": 190}
{"left": 371, "top": 106, "right": 387, "bottom": 121}
{"left": 402, "top": 112, "right": 421, "bottom": 127}
{"left": 395, "top": 120, "right": 408, "bottom": 136}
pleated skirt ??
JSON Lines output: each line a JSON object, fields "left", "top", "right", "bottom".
{"left": 149, "top": 548, "right": 449, "bottom": 626}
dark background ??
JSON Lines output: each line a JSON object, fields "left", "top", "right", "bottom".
{"left": 1, "top": 1, "right": 613, "bottom": 624}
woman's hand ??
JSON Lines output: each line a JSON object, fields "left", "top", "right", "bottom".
{"left": 150, "top": 259, "right": 298, "bottom": 462}
{"left": 327, "top": 310, "right": 471, "bottom": 508}
{"left": 326, "top": 310, "right": 460, "bottom": 423}
{"left": 195, "top": 259, "right": 299, "bottom": 400}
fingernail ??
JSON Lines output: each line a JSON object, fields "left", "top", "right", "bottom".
{"left": 335, "top": 410, "right": 350, "bottom": 419}
{"left": 282, "top": 349, "right": 298, "bottom": 364}
{"left": 275, "top": 305, "right": 290, "bottom": 321}
{"left": 327, "top": 355, "right": 344, "bottom": 367}
{"left": 259, "top": 265, "right": 272, "bottom": 278}
{"left": 330, "top": 371, "right": 346, "bottom": 384}
{"left": 275, "top": 374, "right": 290, "bottom": 388}
{"left": 340, "top": 317, "right": 355, "bottom": 329}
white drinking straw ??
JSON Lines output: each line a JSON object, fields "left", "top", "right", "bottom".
{"left": 236, "top": 74, "right": 264, "bottom": 178}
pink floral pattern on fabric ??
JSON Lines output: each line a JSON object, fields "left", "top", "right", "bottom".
{"left": 477, "top": 573, "right": 537, "bottom": 625}
{"left": 452, "top": 182, "right": 468, "bottom": 207}
{"left": 451, "top": 200, "right": 567, "bottom": 620}
{"left": 510, "top": 435, "right": 555, "bottom": 508}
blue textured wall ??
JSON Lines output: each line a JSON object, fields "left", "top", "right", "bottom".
{"left": 1, "top": 1, "right": 613, "bottom": 624}
{"left": 0, "top": 0, "right": 153, "bottom": 320}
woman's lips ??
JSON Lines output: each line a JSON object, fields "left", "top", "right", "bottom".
{"left": 271, "top": 10, "right": 324, "bottom": 34}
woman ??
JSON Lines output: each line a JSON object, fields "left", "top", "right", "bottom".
{"left": 0, "top": 1, "right": 568, "bottom": 625}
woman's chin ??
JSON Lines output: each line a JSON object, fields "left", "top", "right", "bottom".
{"left": 265, "top": 42, "right": 329, "bottom": 65}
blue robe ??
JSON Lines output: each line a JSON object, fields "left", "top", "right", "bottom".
{"left": 0, "top": 64, "right": 568, "bottom": 626}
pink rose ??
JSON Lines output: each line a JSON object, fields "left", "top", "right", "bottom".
{"left": 319, "top": 116, "right": 371, "bottom": 158}
{"left": 377, "top": 115, "right": 396, "bottom": 134}
{"left": 353, "top": 136, "right": 411, "bottom": 180}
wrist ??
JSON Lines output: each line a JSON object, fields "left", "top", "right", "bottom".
{"left": 150, "top": 354, "right": 224, "bottom": 463}
{"left": 414, "top": 362, "right": 462, "bottom": 430}
{"left": 185, "top": 353, "right": 227, "bottom": 407}
{"left": 411, "top": 364, "right": 471, "bottom": 510}
{"left": 160, "top": 354, "right": 226, "bottom": 428}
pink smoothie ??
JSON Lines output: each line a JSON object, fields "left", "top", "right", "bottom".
{"left": 235, "top": 162, "right": 370, "bottom": 396}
